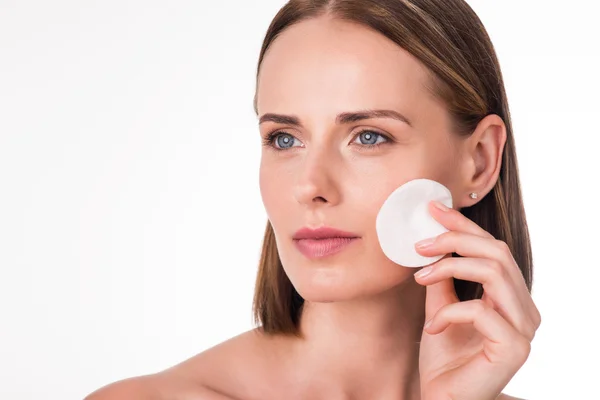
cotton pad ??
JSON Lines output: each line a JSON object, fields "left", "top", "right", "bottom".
{"left": 375, "top": 178, "right": 453, "bottom": 268}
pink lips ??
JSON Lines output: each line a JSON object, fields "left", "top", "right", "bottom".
{"left": 293, "top": 227, "right": 360, "bottom": 259}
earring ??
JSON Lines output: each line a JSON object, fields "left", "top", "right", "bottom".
{"left": 469, "top": 192, "right": 478, "bottom": 199}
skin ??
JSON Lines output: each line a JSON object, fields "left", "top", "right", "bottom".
{"left": 85, "top": 16, "right": 539, "bottom": 400}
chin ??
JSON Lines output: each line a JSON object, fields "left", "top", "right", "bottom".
{"left": 288, "top": 270, "right": 390, "bottom": 303}
{"left": 280, "top": 249, "right": 413, "bottom": 303}
{"left": 295, "top": 286, "right": 362, "bottom": 303}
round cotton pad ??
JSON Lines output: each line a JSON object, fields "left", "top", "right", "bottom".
{"left": 376, "top": 178, "right": 453, "bottom": 268}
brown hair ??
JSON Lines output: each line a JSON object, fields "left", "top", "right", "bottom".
{"left": 251, "top": 0, "right": 533, "bottom": 336}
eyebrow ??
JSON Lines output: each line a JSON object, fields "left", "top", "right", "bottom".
{"left": 258, "top": 109, "right": 412, "bottom": 128}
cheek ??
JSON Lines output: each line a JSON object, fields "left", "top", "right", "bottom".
{"left": 259, "top": 160, "right": 276, "bottom": 203}
{"left": 350, "top": 157, "right": 419, "bottom": 212}
{"left": 259, "top": 159, "right": 291, "bottom": 221}
{"left": 422, "top": 133, "right": 462, "bottom": 172}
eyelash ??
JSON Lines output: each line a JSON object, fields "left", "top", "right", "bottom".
{"left": 261, "top": 129, "right": 392, "bottom": 152}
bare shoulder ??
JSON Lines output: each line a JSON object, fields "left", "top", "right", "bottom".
{"left": 83, "top": 371, "right": 236, "bottom": 400}
{"left": 498, "top": 394, "right": 527, "bottom": 400}
{"left": 84, "top": 374, "right": 158, "bottom": 400}
{"left": 165, "top": 327, "right": 288, "bottom": 399}
{"left": 84, "top": 328, "right": 285, "bottom": 400}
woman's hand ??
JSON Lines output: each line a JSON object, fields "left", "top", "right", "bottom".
{"left": 413, "top": 200, "right": 541, "bottom": 400}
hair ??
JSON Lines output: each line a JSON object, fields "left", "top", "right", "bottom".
{"left": 251, "top": 0, "right": 533, "bottom": 337}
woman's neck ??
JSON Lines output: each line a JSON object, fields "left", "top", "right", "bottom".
{"left": 291, "top": 278, "right": 426, "bottom": 400}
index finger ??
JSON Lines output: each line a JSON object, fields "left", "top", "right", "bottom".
{"left": 429, "top": 200, "right": 494, "bottom": 239}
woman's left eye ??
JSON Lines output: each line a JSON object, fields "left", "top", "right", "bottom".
{"left": 352, "top": 130, "right": 389, "bottom": 147}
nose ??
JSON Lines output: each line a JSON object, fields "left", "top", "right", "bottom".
{"left": 293, "top": 147, "right": 342, "bottom": 208}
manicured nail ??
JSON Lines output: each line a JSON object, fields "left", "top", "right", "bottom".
{"left": 415, "top": 237, "right": 436, "bottom": 249}
{"left": 415, "top": 266, "right": 433, "bottom": 278}
{"left": 432, "top": 200, "right": 450, "bottom": 212}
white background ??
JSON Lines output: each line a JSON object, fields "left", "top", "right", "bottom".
{"left": 1, "top": 1, "right": 599, "bottom": 399}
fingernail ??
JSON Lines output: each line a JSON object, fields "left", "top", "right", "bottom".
{"left": 424, "top": 318, "right": 432, "bottom": 329}
{"left": 415, "top": 266, "right": 433, "bottom": 278}
{"left": 432, "top": 200, "right": 450, "bottom": 212}
{"left": 415, "top": 237, "right": 436, "bottom": 249}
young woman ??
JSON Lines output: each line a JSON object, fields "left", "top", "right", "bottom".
{"left": 87, "top": 1, "right": 541, "bottom": 399}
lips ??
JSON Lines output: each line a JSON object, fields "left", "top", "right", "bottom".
{"left": 293, "top": 226, "right": 360, "bottom": 240}
{"left": 292, "top": 226, "right": 361, "bottom": 259}
{"left": 293, "top": 237, "right": 359, "bottom": 258}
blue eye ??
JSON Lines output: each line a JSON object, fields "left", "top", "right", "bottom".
{"left": 262, "top": 129, "right": 391, "bottom": 151}
{"left": 354, "top": 130, "right": 388, "bottom": 146}
{"left": 275, "top": 133, "right": 298, "bottom": 149}
{"left": 262, "top": 132, "right": 302, "bottom": 150}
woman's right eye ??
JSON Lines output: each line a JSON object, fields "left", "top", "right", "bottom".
{"left": 263, "top": 132, "right": 302, "bottom": 150}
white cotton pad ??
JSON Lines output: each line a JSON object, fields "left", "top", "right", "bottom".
{"left": 375, "top": 178, "right": 453, "bottom": 268}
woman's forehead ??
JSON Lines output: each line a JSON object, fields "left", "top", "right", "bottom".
{"left": 256, "top": 18, "right": 431, "bottom": 117}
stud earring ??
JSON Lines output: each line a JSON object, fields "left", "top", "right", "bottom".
{"left": 469, "top": 192, "right": 478, "bottom": 199}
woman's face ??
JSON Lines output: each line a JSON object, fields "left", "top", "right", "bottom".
{"left": 257, "top": 17, "right": 466, "bottom": 302}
